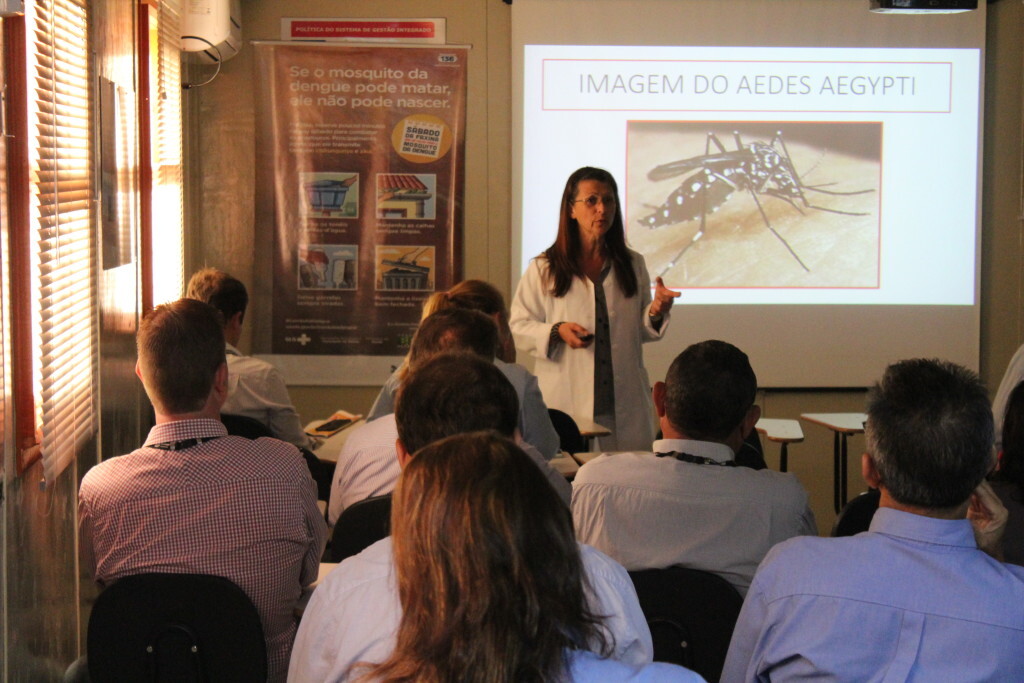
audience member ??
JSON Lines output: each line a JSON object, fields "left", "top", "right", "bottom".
{"left": 365, "top": 279, "right": 559, "bottom": 459}
{"left": 342, "top": 432, "right": 700, "bottom": 682}
{"left": 186, "top": 267, "right": 311, "bottom": 448}
{"left": 290, "top": 356, "right": 653, "bottom": 680}
{"left": 992, "top": 380, "right": 1024, "bottom": 565}
{"left": 78, "top": 299, "right": 327, "bottom": 681}
{"left": 328, "top": 308, "right": 568, "bottom": 524}
{"left": 722, "top": 358, "right": 1024, "bottom": 681}
{"left": 572, "top": 340, "right": 815, "bottom": 595}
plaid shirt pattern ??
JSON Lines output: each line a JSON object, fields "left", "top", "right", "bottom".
{"left": 79, "top": 418, "right": 327, "bottom": 681}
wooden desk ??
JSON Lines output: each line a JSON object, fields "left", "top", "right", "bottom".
{"left": 755, "top": 418, "right": 804, "bottom": 472}
{"left": 549, "top": 451, "right": 580, "bottom": 480}
{"left": 305, "top": 418, "right": 366, "bottom": 464}
{"left": 568, "top": 451, "right": 604, "bottom": 467}
{"left": 571, "top": 415, "right": 611, "bottom": 451}
{"left": 800, "top": 413, "right": 867, "bottom": 513}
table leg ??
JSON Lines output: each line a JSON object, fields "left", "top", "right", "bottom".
{"left": 840, "top": 434, "right": 849, "bottom": 510}
{"left": 779, "top": 443, "right": 789, "bottom": 472}
{"left": 833, "top": 431, "right": 841, "bottom": 514}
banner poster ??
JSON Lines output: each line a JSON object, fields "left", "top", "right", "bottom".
{"left": 254, "top": 44, "right": 466, "bottom": 359}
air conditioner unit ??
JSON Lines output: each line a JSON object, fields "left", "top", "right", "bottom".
{"left": 181, "top": 0, "right": 241, "bottom": 64}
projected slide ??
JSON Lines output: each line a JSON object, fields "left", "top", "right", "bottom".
{"left": 521, "top": 45, "right": 979, "bottom": 306}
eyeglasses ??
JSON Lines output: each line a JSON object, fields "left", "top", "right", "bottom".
{"left": 573, "top": 194, "right": 617, "bottom": 208}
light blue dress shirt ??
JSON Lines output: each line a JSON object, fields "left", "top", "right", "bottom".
{"left": 722, "top": 507, "right": 1024, "bottom": 682}
{"left": 568, "top": 650, "right": 705, "bottom": 682}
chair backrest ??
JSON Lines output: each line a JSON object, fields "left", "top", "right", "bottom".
{"left": 87, "top": 572, "right": 267, "bottom": 683}
{"left": 220, "top": 413, "right": 274, "bottom": 439}
{"left": 735, "top": 428, "right": 767, "bottom": 470}
{"left": 547, "top": 408, "right": 586, "bottom": 455}
{"left": 628, "top": 566, "right": 744, "bottom": 682}
{"left": 831, "top": 488, "right": 881, "bottom": 537}
{"left": 329, "top": 494, "right": 393, "bottom": 562}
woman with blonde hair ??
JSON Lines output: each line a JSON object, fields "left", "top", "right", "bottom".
{"left": 366, "top": 280, "right": 559, "bottom": 458}
{"left": 358, "top": 431, "right": 701, "bottom": 683}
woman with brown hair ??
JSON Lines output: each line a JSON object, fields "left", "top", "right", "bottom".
{"left": 357, "top": 431, "right": 700, "bottom": 682}
{"left": 511, "top": 167, "right": 679, "bottom": 451}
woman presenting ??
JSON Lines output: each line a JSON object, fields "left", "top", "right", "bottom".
{"left": 511, "top": 166, "right": 679, "bottom": 451}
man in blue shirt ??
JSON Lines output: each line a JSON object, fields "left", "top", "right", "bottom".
{"left": 722, "top": 358, "right": 1024, "bottom": 682}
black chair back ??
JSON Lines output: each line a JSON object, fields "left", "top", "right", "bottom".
{"left": 329, "top": 494, "right": 393, "bottom": 562}
{"left": 87, "top": 572, "right": 267, "bottom": 683}
{"left": 831, "top": 488, "right": 881, "bottom": 537}
{"left": 628, "top": 566, "right": 743, "bottom": 682}
{"left": 220, "top": 413, "right": 275, "bottom": 439}
{"left": 547, "top": 408, "right": 586, "bottom": 455}
{"left": 736, "top": 428, "right": 767, "bottom": 470}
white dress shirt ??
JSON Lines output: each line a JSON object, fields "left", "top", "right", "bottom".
{"left": 327, "top": 415, "right": 571, "bottom": 525}
{"left": 287, "top": 538, "right": 654, "bottom": 682}
{"left": 222, "top": 344, "right": 310, "bottom": 449}
{"left": 572, "top": 439, "right": 816, "bottom": 595}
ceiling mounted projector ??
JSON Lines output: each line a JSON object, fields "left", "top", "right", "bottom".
{"left": 870, "top": 0, "right": 976, "bottom": 12}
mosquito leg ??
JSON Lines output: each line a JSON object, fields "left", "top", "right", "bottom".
{"left": 804, "top": 185, "right": 875, "bottom": 197}
{"left": 749, "top": 189, "right": 810, "bottom": 272}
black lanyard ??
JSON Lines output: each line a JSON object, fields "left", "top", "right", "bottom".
{"left": 148, "top": 436, "right": 221, "bottom": 452}
{"left": 655, "top": 451, "right": 735, "bottom": 467}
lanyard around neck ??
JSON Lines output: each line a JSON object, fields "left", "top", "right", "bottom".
{"left": 148, "top": 436, "right": 221, "bottom": 452}
{"left": 655, "top": 451, "right": 735, "bottom": 467}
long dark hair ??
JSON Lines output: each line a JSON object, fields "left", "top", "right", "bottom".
{"left": 996, "top": 381, "right": 1024, "bottom": 494}
{"left": 359, "top": 432, "right": 611, "bottom": 682}
{"left": 543, "top": 167, "right": 639, "bottom": 298}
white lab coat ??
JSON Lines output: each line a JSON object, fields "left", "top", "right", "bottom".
{"left": 510, "top": 251, "right": 669, "bottom": 451}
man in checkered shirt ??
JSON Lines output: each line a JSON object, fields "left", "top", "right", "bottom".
{"left": 79, "top": 299, "right": 327, "bottom": 682}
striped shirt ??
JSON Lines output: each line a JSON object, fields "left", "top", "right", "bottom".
{"left": 79, "top": 418, "right": 327, "bottom": 682}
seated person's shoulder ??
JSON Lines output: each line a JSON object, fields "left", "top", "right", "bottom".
{"left": 338, "top": 414, "right": 396, "bottom": 455}
{"left": 575, "top": 451, "right": 660, "bottom": 479}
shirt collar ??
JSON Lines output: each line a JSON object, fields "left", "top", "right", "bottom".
{"left": 652, "top": 438, "right": 734, "bottom": 464}
{"left": 144, "top": 418, "right": 228, "bottom": 448}
{"left": 869, "top": 507, "right": 977, "bottom": 549}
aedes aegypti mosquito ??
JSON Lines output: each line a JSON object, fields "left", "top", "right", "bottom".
{"left": 637, "top": 130, "right": 874, "bottom": 276}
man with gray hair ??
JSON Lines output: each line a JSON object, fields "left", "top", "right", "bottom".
{"left": 723, "top": 358, "right": 1024, "bottom": 681}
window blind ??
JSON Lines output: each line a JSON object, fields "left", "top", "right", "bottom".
{"left": 151, "top": 0, "right": 184, "bottom": 305}
{"left": 27, "top": 0, "right": 95, "bottom": 485}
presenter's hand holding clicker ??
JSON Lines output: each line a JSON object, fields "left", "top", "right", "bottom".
{"left": 559, "top": 322, "right": 594, "bottom": 349}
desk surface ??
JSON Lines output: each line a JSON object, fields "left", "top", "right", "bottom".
{"left": 755, "top": 418, "right": 804, "bottom": 443}
{"left": 571, "top": 415, "right": 611, "bottom": 438}
{"left": 549, "top": 452, "right": 580, "bottom": 478}
{"left": 801, "top": 413, "right": 868, "bottom": 434}
{"left": 306, "top": 418, "right": 367, "bottom": 463}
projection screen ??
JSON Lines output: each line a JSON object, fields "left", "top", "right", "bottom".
{"left": 511, "top": 0, "right": 985, "bottom": 387}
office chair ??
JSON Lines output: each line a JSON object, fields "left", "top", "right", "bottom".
{"left": 329, "top": 494, "right": 393, "bottom": 562}
{"left": 628, "top": 566, "right": 744, "bottom": 682}
{"left": 87, "top": 572, "right": 266, "bottom": 682}
{"left": 547, "top": 408, "right": 586, "bottom": 455}
{"left": 831, "top": 488, "right": 881, "bottom": 537}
